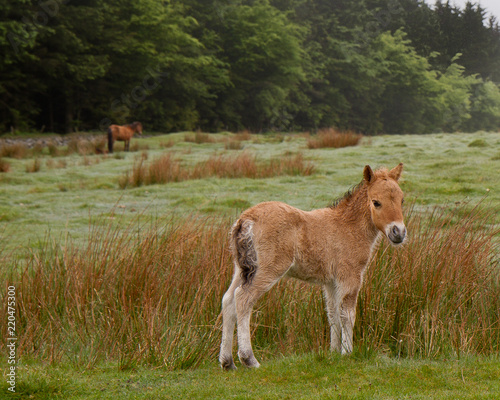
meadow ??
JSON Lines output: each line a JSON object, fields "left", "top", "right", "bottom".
{"left": 0, "top": 130, "right": 499, "bottom": 399}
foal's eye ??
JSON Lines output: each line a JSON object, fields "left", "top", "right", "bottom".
{"left": 372, "top": 200, "right": 381, "bottom": 208}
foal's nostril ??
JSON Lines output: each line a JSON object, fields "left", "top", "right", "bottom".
{"left": 389, "top": 224, "right": 406, "bottom": 244}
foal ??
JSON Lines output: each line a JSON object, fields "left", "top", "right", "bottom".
{"left": 219, "top": 164, "right": 406, "bottom": 370}
{"left": 107, "top": 121, "right": 143, "bottom": 153}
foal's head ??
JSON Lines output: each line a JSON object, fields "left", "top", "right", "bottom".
{"left": 364, "top": 163, "right": 406, "bottom": 245}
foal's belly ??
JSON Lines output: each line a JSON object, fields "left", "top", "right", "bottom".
{"left": 285, "top": 259, "right": 333, "bottom": 285}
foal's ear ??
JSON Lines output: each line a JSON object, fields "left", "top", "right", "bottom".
{"left": 389, "top": 163, "right": 404, "bottom": 181}
{"left": 363, "top": 165, "right": 375, "bottom": 184}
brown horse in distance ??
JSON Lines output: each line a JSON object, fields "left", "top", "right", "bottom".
{"left": 107, "top": 122, "right": 143, "bottom": 153}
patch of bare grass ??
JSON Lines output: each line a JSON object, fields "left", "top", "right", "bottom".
{"left": 307, "top": 128, "right": 363, "bottom": 149}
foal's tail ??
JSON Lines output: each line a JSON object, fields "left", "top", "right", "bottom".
{"left": 231, "top": 219, "right": 258, "bottom": 285}
{"left": 107, "top": 127, "right": 113, "bottom": 153}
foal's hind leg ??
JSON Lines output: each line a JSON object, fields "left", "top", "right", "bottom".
{"left": 125, "top": 140, "right": 130, "bottom": 151}
{"left": 219, "top": 267, "right": 242, "bottom": 370}
{"left": 235, "top": 273, "right": 281, "bottom": 368}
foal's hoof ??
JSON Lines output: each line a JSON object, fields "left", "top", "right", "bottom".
{"left": 239, "top": 352, "right": 260, "bottom": 368}
{"left": 220, "top": 357, "right": 237, "bottom": 371}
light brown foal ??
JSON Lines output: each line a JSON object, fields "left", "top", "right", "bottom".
{"left": 220, "top": 164, "right": 406, "bottom": 370}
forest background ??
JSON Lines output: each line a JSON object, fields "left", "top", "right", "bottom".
{"left": 1, "top": 0, "right": 500, "bottom": 135}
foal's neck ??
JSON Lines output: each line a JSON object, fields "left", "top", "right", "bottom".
{"left": 334, "top": 183, "right": 379, "bottom": 242}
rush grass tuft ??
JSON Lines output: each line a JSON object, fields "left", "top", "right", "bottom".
{"left": 307, "top": 128, "right": 363, "bottom": 149}
{"left": 119, "top": 152, "right": 315, "bottom": 188}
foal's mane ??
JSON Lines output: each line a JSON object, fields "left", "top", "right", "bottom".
{"left": 329, "top": 180, "right": 365, "bottom": 209}
{"left": 329, "top": 167, "right": 393, "bottom": 209}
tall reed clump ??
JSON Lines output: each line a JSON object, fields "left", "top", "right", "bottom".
{"left": 120, "top": 152, "right": 315, "bottom": 188}
{"left": 0, "top": 142, "right": 29, "bottom": 159}
{"left": 307, "top": 128, "right": 363, "bottom": 149}
{"left": 357, "top": 203, "right": 500, "bottom": 358}
{"left": 1, "top": 203, "right": 498, "bottom": 371}
{"left": 184, "top": 131, "right": 217, "bottom": 144}
{"left": 3, "top": 217, "right": 233, "bottom": 370}
{"left": 0, "top": 158, "right": 11, "bottom": 172}
{"left": 119, "top": 153, "right": 187, "bottom": 188}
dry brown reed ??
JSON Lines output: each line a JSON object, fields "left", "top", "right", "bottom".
{"left": 120, "top": 152, "right": 315, "bottom": 188}
{"left": 25, "top": 158, "right": 41, "bottom": 173}
{"left": 66, "top": 137, "right": 107, "bottom": 156}
{"left": 3, "top": 217, "right": 232, "bottom": 369}
{"left": 358, "top": 203, "right": 500, "bottom": 357}
{"left": 0, "top": 142, "right": 29, "bottom": 159}
{"left": 223, "top": 130, "right": 254, "bottom": 150}
{"left": 307, "top": 128, "right": 363, "bottom": 149}
{"left": 47, "top": 141, "right": 61, "bottom": 157}
{"left": 184, "top": 131, "right": 217, "bottom": 144}
{"left": 1, "top": 204, "right": 498, "bottom": 370}
{"left": 224, "top": 139, "right": 244, "bottom": 150}
{"left": 160, "top": 139, "right": 175, "bottom": 148}
{"left": 0, "top": 158, "right": 11, "bottom": 172}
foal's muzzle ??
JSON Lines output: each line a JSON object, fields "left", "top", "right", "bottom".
{"left": 387, "top": 223, "right": 406, "bottom": 245}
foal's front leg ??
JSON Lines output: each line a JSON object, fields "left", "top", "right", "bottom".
{"left": 324, "top": 281, "right": 360, "bottom": 354}
{"left": 323, "top": 284, "right": 342, "bottom": 352}
{"left": 340, "top": 288, "right": 360, "bottom": 354}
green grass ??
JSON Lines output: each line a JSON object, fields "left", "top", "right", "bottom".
{"left": 4, "top": 354, "right": 500, "bottom": 399}
{"left": 0, "top": 130, "right": 499, "bottom": 257}
{"left": 0, "top": 130, "right": 499, "bottom": 398}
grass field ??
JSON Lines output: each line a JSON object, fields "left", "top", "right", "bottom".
{"left": 10, "top": 353, "right": 500, "bottom": 399}
{"left": 0, "top": 131, "right": 498, "bottom": 256}
{"left": 0, "top": 130, "right": 499, "bottom": 399}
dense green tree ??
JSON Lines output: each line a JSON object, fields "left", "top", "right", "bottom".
{"left": 1, "top": 0, "right": 499, "bottom": 134}
{"left": 206, "top": 0, "right": 305, "bottom": 131}
{"left": 0, "top": 0, "right": 42, "bottom": 132}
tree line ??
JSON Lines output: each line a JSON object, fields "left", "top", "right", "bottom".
{"left": 1, "top": 0, "right": 500, "bottom": 134}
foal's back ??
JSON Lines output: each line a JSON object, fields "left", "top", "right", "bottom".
{"left": 236, "top": 201, "right": 373, "bottom": 285}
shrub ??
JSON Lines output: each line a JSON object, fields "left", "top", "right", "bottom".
{"left": 307, "top": 128, "right": 363, "bottom": 149}
{"left": 468, "top": 139, "right": 487, "bottom": 148}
